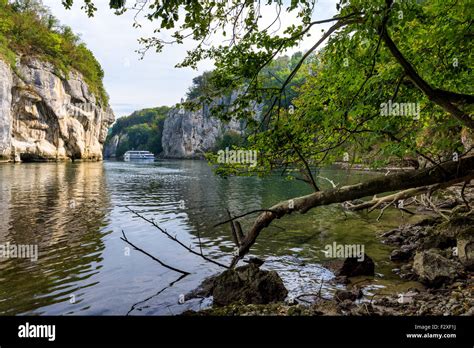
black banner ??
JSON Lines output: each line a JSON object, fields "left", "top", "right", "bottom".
{"left": 0, "top": 316, "right": 472, "bottom": 346}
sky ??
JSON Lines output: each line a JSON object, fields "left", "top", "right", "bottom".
{"left": 42, "top": 0, "right": 337, "bottom": 118}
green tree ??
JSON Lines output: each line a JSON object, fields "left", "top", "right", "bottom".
{"left": 68, "top": 0, "right": 474, "bottom": 265}
{"left": 0, "top": 0, "right": 108, "bottom": 104}
{"left": 106, "top": 106, "right": 170, "bottom": 157}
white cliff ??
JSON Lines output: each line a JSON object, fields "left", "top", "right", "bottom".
{"left": 160, "top": 90, "right": 262, "bottom": 159}
{"left": 0, "top": 57, "right": 114, "bottom": 162}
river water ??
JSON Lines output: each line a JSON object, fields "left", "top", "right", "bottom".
{"left": 0, "top": 160, "right": 421, "bottom": 315}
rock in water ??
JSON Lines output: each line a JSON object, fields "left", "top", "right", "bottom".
{"left": 335, "top": 254, "right": 375, "bottom": 277}
{"left": 334, "top": 289, "right": 363, "bottom": 303}
{"left": 413, "top": 250, "right": 462, "bottom": 287}
{"left": 190, "top": 264, "right": 288, "bottom": 307}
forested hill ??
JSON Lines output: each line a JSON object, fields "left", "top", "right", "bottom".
{"left": 0, "top": 0, "right": 114, "bottom": 162}
{"left": 104, "top": 107, "right": 170, "bottom": 158}
{"left": 0, "top": 0, "right": 108, "bottom": 104}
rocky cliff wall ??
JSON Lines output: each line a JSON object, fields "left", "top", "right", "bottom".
{"left": 161, "top": 89, "right": 259, "bottom": 159}
{"left": 161, "top": 107, "right": 242, "bottom": 159}
{"left": 0, "top": 57, "right": 114, "bottom": 162}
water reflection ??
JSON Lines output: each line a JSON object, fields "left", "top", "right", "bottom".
{"left": 0, "top": 160, "right": 422, "bottom": 315}
{"left": 0, "top": 162, "right": 109, "bottom": 315}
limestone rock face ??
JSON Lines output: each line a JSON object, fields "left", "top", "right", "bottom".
{"left": 0, "top": 57, "right": 114, "bottom": 162}
{"left": 161, "top": 91, "right": 262, "bottom": 159}
{"left": 162, "top": 105, "right": 243, "bottom": 159}
{"left": 103, "top": 133, "right": 122, "bottom": 158}
{"left": 0, "top": 60, "right": 13, "bottom": 160}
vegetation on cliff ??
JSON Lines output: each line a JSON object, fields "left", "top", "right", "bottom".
{"left": 0, "top": 0, "right": 108, "bottom": 104}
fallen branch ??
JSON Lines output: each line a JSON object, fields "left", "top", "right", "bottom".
{"left": 126, "top": 274, "right": 187, "bottom": 315}
{"left": 230, "top": 156, "right": 474, "bottom": 267}
{"left": 121, "top": 230, "right": 190, "bottom": 275}
{"left": 317, "top": 175, "right": 338, "bottom": 188}
{"left": 461, "top": 180, "right": 471, "bottom": 210}
{"left": 126, "top": 207, "right": 230, "bottom": 269}
{"left": 349, "top": 174, "right": 474, "bottom": 214}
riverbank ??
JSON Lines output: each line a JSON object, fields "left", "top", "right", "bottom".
{"left": 182, "top": 191, "right": 474, "bottom": 316}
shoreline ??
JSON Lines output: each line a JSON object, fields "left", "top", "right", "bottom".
{"left": 183, "top": 205, "right": 473, "bottom": 316}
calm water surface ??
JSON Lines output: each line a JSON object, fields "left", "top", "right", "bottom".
{"left": 0, "top": 160, "right": 421, "bottom": 315}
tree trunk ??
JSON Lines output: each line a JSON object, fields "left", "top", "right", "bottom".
{"left": 231, "top": 155, "right": 474, "bottom": 266}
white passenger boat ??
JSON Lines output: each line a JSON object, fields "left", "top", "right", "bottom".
{"left": 123, "top": 150, "right": 155, "bottom": 161}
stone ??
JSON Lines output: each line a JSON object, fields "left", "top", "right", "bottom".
{"left": 335, "top": 254, "right": 375, "bottom": 277}
{"left": 186, "top": 264, "right": 288, "bottom": 307}
{"left": 457, "top": 230, "right": 474, "bottom": 271}
{"left": 334, "top": 275, "right": 350, "bottom": 284}
{"left": 334, "top": 289, "right": 363, "bottom": 303}
{"left": 413, "top": 250, "right": 462, "bottom": 287}
{"left": 211, "top": 264, "right": 288, "bottom": 306}
{"left": 390, "top": 249, "right": 411, "bottom": 261}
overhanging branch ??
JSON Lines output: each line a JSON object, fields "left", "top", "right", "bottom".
{"left": 230, "top": 155, "right": 474, "bottom": 267}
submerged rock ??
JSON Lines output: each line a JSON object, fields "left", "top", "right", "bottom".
{"left": 335, "top": 254, "right": 375, "bottom": 277}
{"left": 187, "top": 264, "right": 288, "bottom": 307}
{"left": 334, "top": 288, "right": 363, "bottom": 303}
{"left": 413, "top": 249, "right": 462, "bottom": 287}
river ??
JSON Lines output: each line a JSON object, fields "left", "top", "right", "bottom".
{"left": 0, "top": 160, "right": 422, "bottom": 315}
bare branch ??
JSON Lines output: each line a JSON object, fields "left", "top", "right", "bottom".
{"left": 126, "top": 207, "right": 230, "bottom": 269}
{"left": 121, "top": 231, "right": 190, "bottom": 275}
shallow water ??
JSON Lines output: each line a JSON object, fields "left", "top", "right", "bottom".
{"left": 0, "top": 160, "right": 422, "bottom": 315}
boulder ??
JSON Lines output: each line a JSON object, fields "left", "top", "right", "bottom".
{"left": 412, "top": 250, "right": 462, "bottom": 287}
{"left": 335, "top": 254, "right": 375, "bottom": 277}
{"left": 390, "top": 244, "right": 416, "bottom": 261}
{"left": 457, "top": 231, "right": 474, "bottom": 271}
{"left": 187, "top": 264, "right": 288, "bottom": 307}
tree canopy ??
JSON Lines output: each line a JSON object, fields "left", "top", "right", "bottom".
{"left": 107, "top": 106, "right": 170, "bottom": 157}
{"left": 0, "top": 0, "right": 108, "bottom": 104}
{"left": 64, "top": 0, "right": 474, "bottom": 263}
